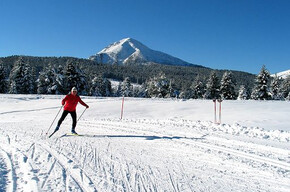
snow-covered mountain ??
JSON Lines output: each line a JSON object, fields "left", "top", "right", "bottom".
{"left": 89, "top": 38, "right": 199, "bottom": 66}
{"left": 271, "top": 70, "right": 290, "bottom": 79}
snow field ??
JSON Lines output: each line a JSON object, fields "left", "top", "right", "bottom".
{"left": 0, "top": 94, "right": 289, "bottom": 191}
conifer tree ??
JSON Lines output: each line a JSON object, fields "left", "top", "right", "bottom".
{"left": 115, "top": 82, "right": 122, "bottom": 97}
{"left": 90, "top": 76, "right": 112, "bottom": 97}
{"left": 37, "top": 63, "right": 55, "bottom": 94}
{"left": 220, "top": 71, "right": 236, "bottom": 100}
{"left": 205, "top": 71, "right": 220, "bottom": 99}
{"left": 133, "top": 86, "right": 140, "bottom": 97}
{"left": 237, "top": 85, "right": 249, "bottom": 100}
{"left": 165, "top": 80, "right": 175, "bottom": 98}
{"left": 179, "top": 91, "right": 186, "bottom": 99}
{"left": 23, "top": 64, "right": 35, "bottom": 94}
{"left": 281, "top": 75, "right": 290, "bottom": 100}
{"left": 251, "top": 65, "right": 271, "bottom": 100}
{"left": 53, "top": 65, "right": 65, "bottom": 94}
{"left": 31, "top": 67, "right": 37, "bottom": 93}
{"left": 190, "top": 75, "right": 205, "bottom": 99}
{"left": 121, "top": 77, "right": 133, "bottom": 97}
{"left": 64, "top": 62, "right": 88, "bottom": 95}
{"left": 132, "top": 83, "right": 147, "bottom": 98}
{"left": 37, "top": 72, "right": 48, "bottom": 94}
{"left": 103, "top": 78, "right": 112, "bottom": 97}
{"left": 271, "top": 75, "right": 283, "bottom": 100}
{"left": 0, "top": 65, "right": 7, "bottom": 93}
{"left": 146, "top": 72, "right": 170, "bottom": 98}
{"left": 90, "top": 76, "right": 103, "bottom": 96}
{"left": 9, "top": 58, "right": 34, "bottom": 94}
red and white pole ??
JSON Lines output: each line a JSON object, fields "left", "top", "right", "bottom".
{"left": 120, "top": 96, "right": 125, "bottom": 120}
{"left": 218, "top": 99, "right": 222, "bottom": 124}
{"left": 213, "top": 99, "right": 217, "bottom": 124}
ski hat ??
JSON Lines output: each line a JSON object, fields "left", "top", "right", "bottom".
{"left": 71, "top": 87, "right": 77, "bottom": 92}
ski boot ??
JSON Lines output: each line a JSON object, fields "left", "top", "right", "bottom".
{"left": 71, "top": 129, "right": 78, "bottom": 135}
{"left": 54, "top": 125, "right": 60, "bottom": 132}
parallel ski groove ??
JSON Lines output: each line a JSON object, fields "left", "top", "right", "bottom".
{"left": 0, "top": 148, "right": 15, "bottom": 192}
{"left": 36, "top": 142, "right": 97, "bottom": 192}
{"left": 79, "top": 120, "right": 290, "bottom": 171}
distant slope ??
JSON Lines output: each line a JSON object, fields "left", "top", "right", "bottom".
{"left": 271, "top": 70, "right": 290, "bottom": 79}
{"left": 89, "top": 38, "right": 202, "bottom": 67}
{"left": 0, "top": 55, "right": 256, "bottom": 90}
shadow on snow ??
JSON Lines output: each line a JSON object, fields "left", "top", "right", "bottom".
{"left": 60, "top": 134, "right": 208, "bottom": 141}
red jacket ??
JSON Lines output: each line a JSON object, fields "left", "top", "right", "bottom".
{"left": 62, "top": 94, "right": 88, "bottom": 112}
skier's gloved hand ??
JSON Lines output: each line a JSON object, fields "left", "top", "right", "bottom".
{"left": 86, "top": 105, "right": 89, "bottom": 108}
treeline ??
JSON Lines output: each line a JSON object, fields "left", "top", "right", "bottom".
{"left": 0, "top": 55, "right": 289, "bottom": 100}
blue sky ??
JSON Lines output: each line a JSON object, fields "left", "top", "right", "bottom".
{"left": 0, "top": 0, "right": 289, "bottom": 74}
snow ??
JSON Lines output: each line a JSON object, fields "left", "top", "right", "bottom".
{"left": 89, "top": 38, "right": 194, "bottom": 66}
{"left": 0, "top": 94, "right": 289, "bottom": 191}
{"left": 271, "top": 70, "right": 290, "bottom": 79}
{"left": 109, "top": 79, "right": 141, "bottom": 90}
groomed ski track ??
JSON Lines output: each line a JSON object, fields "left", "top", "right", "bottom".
{"left": 0, "top": 95, "right": 289, "bottom": 191}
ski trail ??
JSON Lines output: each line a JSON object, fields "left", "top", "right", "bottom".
{"left": 0, "top": 145, "right": 39, "bottom": 192}
{"left": 0, "top": 106, "right": 61, "bottom": 115}
{"left": 36, "top": 142, "right": 97, "bottom": 192}
{"left": 78, "top": 118, "right": 290, "bottom": 191}
{"left": 0, "top": 148, "right": 15, "bottom": 192}
{"left": 185, "top": 138, "right": 290, "bottom": 171}
{"left": 81, "top": 119, "right": 290, "bottom": 171}
{"left": 40, "top": 159, "right": 57, "bottom": 189}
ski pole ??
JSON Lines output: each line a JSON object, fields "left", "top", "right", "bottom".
{"left": 77, "top": 108, "right": 87, "bottom": 122}
{"left": 46, "top": 105, "right": 63, "bottom": 135}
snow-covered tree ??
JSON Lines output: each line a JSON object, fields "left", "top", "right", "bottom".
{"left": 179, "top": 91, "right": 186, "bottom": 99}
{"left": 23, "top": 65, "right": 35, "bottom": 94}
{"left": 51, "top": 65, "right": 65, "bottom": 94}
{"left": 281, "top": 75, "right": 290, "bottom": 100}
{"left": 114, "top": 82, "right": 122, "bottom": 97}
{"left": 237, "top": 85, "right": 249, "bottom": 100}
{"left": 121, "top": 77, "right": 133, "bottom": 97}
{"left": 220, "top": 71, "right": 236, "bottom": 100}
{"left": 141, "top": 83, "right": 149, "bottom": 98}
{"left": 9, "top": 58, "right": 34, "bottom": 94}
{"left": 90, "top": 76, "right": 112, "bottom": 97}
{"left": 37, "top": 72, "right": 48, "bottom": 94}
{"left": 165, "top": 80, "right": 175, "bottom": 98}
{"left": 251, "top": 65, "right": 271, "bottom": 100}
{"left": 271, "top": 75, "right": 283, "bottom": 100}
{"left": 0, "top": 65, "right": 7, "bottom": 93}
{"left": 102, "top": 78, "right": 112, "bottom": 97}
{"left": 205, "top": 71, "right": 220, "bottom": 99}
{"left": 146, "top": 72, "right": 171, "bottom": 98}
{"left": 37, "top": 63, "right": 55, "bottom": 94}
{"left": 286, "top": 93, "right": 290, "bottom": 101}
{"left": 179, "top": 89, "right": 192, "bottom": 100}
{"left": 90, "top": 76, "right": 103, "bottom": 96}
{"left": 190, "top": 75, "right": 205, "bottom": 99}
{"left": 64, "top": 62, "right": 88, "bottom": 95}
{"left": 131, "top": 83, "right": 148, "bottom": 98}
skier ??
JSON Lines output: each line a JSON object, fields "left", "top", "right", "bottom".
{"left": 54, "top": 87, "right": 89, "bottom": 135}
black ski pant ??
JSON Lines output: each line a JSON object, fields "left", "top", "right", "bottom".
{"left": 57, "top": 110, "right": 77, "bottom": 130}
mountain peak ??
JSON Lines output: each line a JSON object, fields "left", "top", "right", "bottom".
{"left": 89, "top": 38, "right": 198, "bottom": 66}
{"left": 271, "top": 70, "right": 290, "bottom": 79}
